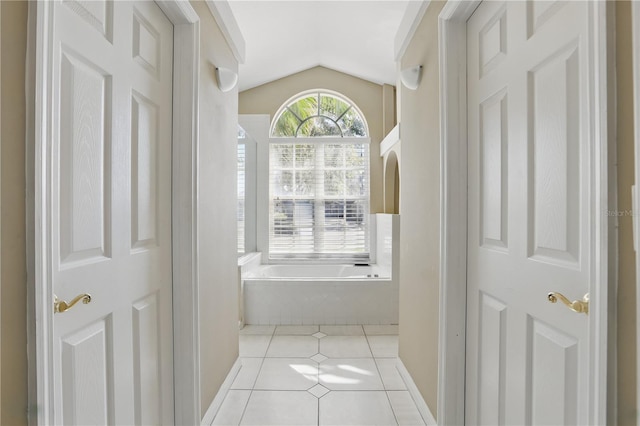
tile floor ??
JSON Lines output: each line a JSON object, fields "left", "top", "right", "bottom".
{"left": 210, "top": 325, "right": 426, "bottom": 426}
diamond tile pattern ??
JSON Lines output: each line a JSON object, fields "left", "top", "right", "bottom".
{"left": 308, "top": 384, "right": 331, "bottom": 398}
{"left": 214, "top": 324, "right": 425, "bottom": 425}
{"left": 310, "top": 353, "right": 328, "bottom": 363}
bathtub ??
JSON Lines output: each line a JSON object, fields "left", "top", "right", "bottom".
{"left": 242, "top": 263, "right": 398, "bottom": 325}
{"left": 244, "top": 264, "right": 389, "bottom": 279}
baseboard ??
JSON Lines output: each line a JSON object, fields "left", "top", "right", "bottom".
{"left": 396, "top": 358, "right": 438, "bottom": 426}
{"left": 201, "top": 358, "right": 242, "bottom": 425}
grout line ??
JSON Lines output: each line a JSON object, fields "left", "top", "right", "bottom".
{"left": 364, "top": 333, "right": 399, "bottom": 336}
{"left": 317, "top": 361, "right": 321, "bottom": 426}
{"left": 363, "top": 332, "right": 375, "bottom": 359}
{"left": 263, "top": 355, "right": 321, "bottom": 358}
{"left": 237, "top": 326, "right": 403, "bottom": 425}
{"left": 257, "top": 325, "right": 277, "bottom": 358}
{"left": 236, "top": 388, "right": 252, "bottom": 426}
{"left": 247, "top": 389, "right": 329, "bottom": 392}
{"left": 364, "top": 332, "right": 400, "bottom": 426}
{"left": 318, "top": 389, "right": 396, "bottom": 392}
{"left": 249, "top": 357, "right": 266, "bottom": 389}
{"left": 385, "top": 389, "right": 401, "bottom": 426}
{"left": 237, "top": 328, "right": 276, "bottom": 425}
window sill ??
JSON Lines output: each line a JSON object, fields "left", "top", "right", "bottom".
{"left": 238, "top": 252, "right": 262, "bottom": 267}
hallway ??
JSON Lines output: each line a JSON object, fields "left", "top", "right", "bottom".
{"left": 4, "top": 1, "right": 635, "bottom": 424}
{"left": 211, "top": 325, "right": 425, "bottom": 425}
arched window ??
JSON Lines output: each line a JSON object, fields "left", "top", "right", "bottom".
{"left": 271, "top": 91, "right": 368, "bottom": 137}
{"left": 269, "top": 91, "right": 370, "bottom": 260}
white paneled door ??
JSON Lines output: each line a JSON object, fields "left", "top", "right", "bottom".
{"left": 466, "top": 1, "right": 593, "bottom": 425}
{"left": 50, "top": 1, "right": 174, "bottom": 424}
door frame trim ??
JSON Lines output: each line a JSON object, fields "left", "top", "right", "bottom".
{"left": 438, "top": 1, "right": 610, "bottom": 424}
{"left": 28, "top": 1, "right": 202, "bottom": 424}
{"left": 437, "top": 3, "right": 480, "bottom": 424}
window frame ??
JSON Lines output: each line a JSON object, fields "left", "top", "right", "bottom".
{"left": 237, "top": 125, "right": 258, "bottom": 256}
{"left": 270, "top": 90, "right": 369, "bottom": 138}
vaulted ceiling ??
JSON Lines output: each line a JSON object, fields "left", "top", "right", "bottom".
{"left": 228, "top": 1, "right": 413, "bottom": 91}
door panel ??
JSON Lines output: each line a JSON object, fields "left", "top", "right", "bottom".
{"left": 479, "top": 89, "right": 508, "bottom": 250}
{"left": 132, "top": 294, "right": 161, "bottom": 425}
{"left": 526, "top": 0, "right": 568, "bottom": 38}
{"left": 477, "top": 293, "right": 507, "bottom": 425}
{"left": 132, "top": 10, "right": 161, "bottom": 77}
{"left": 52, "top": 1, "right": 174, "bottom": 424}
{"left": 478, "top": 4, "right": 506, "bottom": 78}
{"left": 528, "top": 318, "right": 579, "bottom": 425}
{"left": 62, "top": 0, "right": 114, "bottom": 41}
{"left": 466, "top": 1, "right": 589, "bottom": 425}
{"left": 61, "top": 318, "right": 113, "bottom": 426}
{"left": 131, "top": 91, "right": 160, "bottom": 250}
{"left": 58, "top": 50, "right": 111, "bottom": 266}
{"left": 528, "top": 42, "right": 581, "bottom": 265}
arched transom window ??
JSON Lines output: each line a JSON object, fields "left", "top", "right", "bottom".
{"left": 269, "top": 91, "right": 370, "bottom": 260}
{"left": 271, "top": 91, "right": 368, "bottom": 138}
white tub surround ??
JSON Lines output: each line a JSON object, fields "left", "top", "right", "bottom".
{"left": 238, "top": 252, "right": 262, "bottom": 328}
{"left": 244, "top": 264, "right": 390, "bottom": 280}
{"left": 241, "top": 215, "right": 400, "bottom": 325}
{"left": 243, "top": 274, "right": 398, "bottom": 325}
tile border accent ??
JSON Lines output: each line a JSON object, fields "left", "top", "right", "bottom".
{"left": 396, "top": 358, "right": 437, "bottom": 425}
{"left": 201, "top": 358, "right": 242, "bottom": 425}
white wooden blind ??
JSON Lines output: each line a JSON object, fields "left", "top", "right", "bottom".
{"left": 269, "top": 138, "right": 370, "bottom": 260}
{"left": 237, "top": 142, "right": 245, "bottom": 254}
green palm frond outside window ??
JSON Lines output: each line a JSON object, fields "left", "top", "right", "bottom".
{"left": 272, "top": 91, "right": 367, "bottom": 138}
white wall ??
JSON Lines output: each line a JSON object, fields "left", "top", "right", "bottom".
{"left": 238, "top": 115, "right": 270, "bottom": 263}
{"left": 375, "top": 214, "right": 399, "bottom": 282}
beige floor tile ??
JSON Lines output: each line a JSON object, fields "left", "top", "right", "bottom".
{"left": 240, "top": 391, "right": 318, "bottom": 426}
{"left": 319, "top": 358, "right": 383, "bottom": 390}
{"left": 319, "top": 391, "right": 397, "bottom": 425}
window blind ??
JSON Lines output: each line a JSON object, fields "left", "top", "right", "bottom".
{"left": 269, "top": 139, "right": 370, "bottom": 260}
{"left": 237, "top": 143, "right": 246, "bottom": 254}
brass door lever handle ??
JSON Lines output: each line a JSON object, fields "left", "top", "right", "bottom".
{"left": 547, "top": 292, "right": 589, "bottom": 315}
{"left": 54, "top": 293, "right": 92, "bottom": 314}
